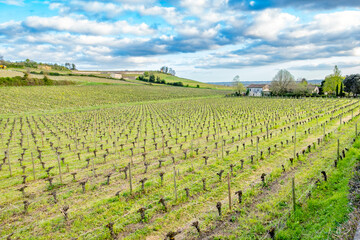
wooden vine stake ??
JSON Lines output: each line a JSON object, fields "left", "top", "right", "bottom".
{"left": 356, "top": 123, "right": 358, "bottom": 137}
{"left": 173, "top": 166, "right": 177, "bottom": 201}
{"left": 129, "top": 162, "right": 132, "bottom": 195}
{"left": 294, "top": 120, "right": 297, "bottom": 160}
{"left": 256, "top": 137, "right": 259, "bottom": 160}
{"left": 337, "top": 139, "right": 340, "bottom": 161}
{"left": 221, "top": 137, "right": 224, "bottom": 160}
{"left": 92, "top": 157, "right": 96, "bottom": 178}
{"left": 227, "top": 173, "right": 232, "bottom": 211}
{"left": 31, "top": 152, "right": 36, "bottom": 180}
{"left": 7, "top": 148, "right": 12, "bottom": 177}
{"left": 340, "top": 114, "right": 342, "bottom": 125}
{"left": 292, "top": 177, "right": 296, "bottom": 212}
{"left": 56, "top": 153, "right": 63, "bottom": 184}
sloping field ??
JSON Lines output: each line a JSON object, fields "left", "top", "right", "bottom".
{"left": 0, "top": 84, "right": 229, "bottom": 115}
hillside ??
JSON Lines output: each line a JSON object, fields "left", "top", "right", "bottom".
{"left": 0, "top": 69, "right": 232, "bottom": 90}
{"left": 122, "top": 71, "right": 232, "bottom": 90}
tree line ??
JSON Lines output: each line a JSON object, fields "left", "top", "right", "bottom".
{"left": 137, "top": 73, "right": 187, "bottom": 87}
{"left": 0, "top": 73, "right": 75, "bottom": 86}
{"left": 0, "top": 56, "right": 76, "bottom": 71}
{"left": 232, "top": 65, "right": 360, "bottom": 97}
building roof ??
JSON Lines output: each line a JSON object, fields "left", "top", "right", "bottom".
{"left": 247, "top": 84, "right": 269, "bottom": 88}
{"left": 306, "top": 84, "right": 319, "bottom": 90}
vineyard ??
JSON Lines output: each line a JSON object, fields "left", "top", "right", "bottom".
{"left": 0, "top": 93, "right": 360, "bottom": 239}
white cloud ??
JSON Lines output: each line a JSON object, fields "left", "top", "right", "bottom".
{"left": 24, "top": 16, "right": 154, "bottom": 36}
{"left": 246, "top": 9, "right": 299, "bottom": 40}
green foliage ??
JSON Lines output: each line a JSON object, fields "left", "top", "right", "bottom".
{"left": 232, "top": 75, "right": 246, "bottom": 95}
{"left": 4, "top": 59, "right": 70, "bottom": 71}
{"left": 0, "top": 75, "right": 74, "bottom": 86}
{"left": 149, "top": 74, "right": 155, "bottom": 83}
{"left": 276, "top": 142, "right": 360, "bottom": 239}
{"left": 343, "top": 74, "right": 360, "bottom": 96}
{"left": 323, "top": 65, "right": 344, "bottom": 95}
{"left": 270, "top": 69, "right": 295, "bottom": 95}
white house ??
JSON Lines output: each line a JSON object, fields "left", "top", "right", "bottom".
{"left": 247, "top": 84, "right": 270, "bottom": 96}
{"left": 307, "top": 84, "right": 320, "bottom": 94}
{"left": 110, "top": 73, "right": 123, "bottom": 79}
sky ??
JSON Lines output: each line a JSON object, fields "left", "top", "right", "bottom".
{"left": 0, "top": 0, "right": 359, "bottom": 82}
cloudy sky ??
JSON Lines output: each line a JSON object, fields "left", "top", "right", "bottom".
{"left": 0, "top": 0, "right": 359, "bottom": 82}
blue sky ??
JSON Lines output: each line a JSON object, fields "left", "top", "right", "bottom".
{"left": 0, "top": 0, "right": 359, "bottom": 82}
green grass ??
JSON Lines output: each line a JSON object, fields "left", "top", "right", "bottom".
{"left": 275, "top": 140, "right": 360, "bottom": 239}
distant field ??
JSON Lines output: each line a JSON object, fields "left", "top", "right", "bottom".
{"left": 48, "top": 75, "right": 138, "bottom": 85}
{"left": 0, "top": 69, "right": 24, "bottom": 78}
{"left": 1, "top": 69, "right": 232, "bottom": 90}
{"left": 0, "top": 69, "right": 140, "bottom": 85}
{"left": 0, "top": 84, "right": 230, "bottom": 115}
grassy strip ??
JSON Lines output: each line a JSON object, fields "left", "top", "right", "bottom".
{"left": 275, "top": 137, "right": 360, "bottom": 239}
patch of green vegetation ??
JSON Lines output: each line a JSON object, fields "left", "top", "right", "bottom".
{"left": 0, "top": 74, "right": 75, "bottom": 86}
{"left": 276, "top": 141, "right": 360, "bottom": 239}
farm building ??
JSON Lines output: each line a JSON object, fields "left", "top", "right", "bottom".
{"left": 247, "top": 84, "right": 270, "bottom": 96}
{"left": 110, "top": 73, "right": 123, "bottom": 79}
{"left": 307, "top": 84, "right": 320, "bottom": 94}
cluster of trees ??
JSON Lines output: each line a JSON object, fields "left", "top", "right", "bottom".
{"left": 343, "top": 74, "right": 360, "bottom": 96}
{"left": 0, "top": 56, "right": 75, "bottom": 71}
{"left": 0, "top": 73, "right": 74, "bottom": 86}
{"left": 138, "top": 74, "right": 166, "bottom": 84}
{"left": 270, "top": 66, "right": 360, "bottom": 97}
{"left": 160, "top": 66, "right": 176, "bottom": 76}
{"left": 232, "top": 65, "right": 360, "bottom": 97}
{"left": 64, "top": 63, "right": 77, "bottom": 70}
{"left": 137, "top": 73, "right": 187, "bottom": 87}
{"left": 269, "top": 70, "right": 316, "bottom": 96}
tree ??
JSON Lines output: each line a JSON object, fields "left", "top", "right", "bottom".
{"left": 168, "top": 68, "right": 176, "bottom": 76}
{"left": 160, "top": 66, "right": 167, "bottom": 73}
{"left": 340, "top": 82, "right": 344, "bottom": 97}
{"left": 343, "top": 74, "right": 360, "bottom": 96}
{"left": 270, "top": 69, "right": 295, "bottom": 95}
{"left": 0, "top": 55, "right": 4, "bottom": 65}
{"left": 232, "top": 75, "right": 245, "bottom": 95}
{"left": 323, "top": 65, "right": 343, "bottom": 95}
{"left": 71, "top": 63, "right": 76, "bottom": 70}
{"left": 65, "top": 63, "right": 71, "bottom": 69}
{"left": 149, "top": 74, "right": 155, "bottom": 83}
{"left": 299, "top": 78, "right": 308, "bottom": 86}
{"left": 335, "top": 84, "right": 339, "bottom": 96}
